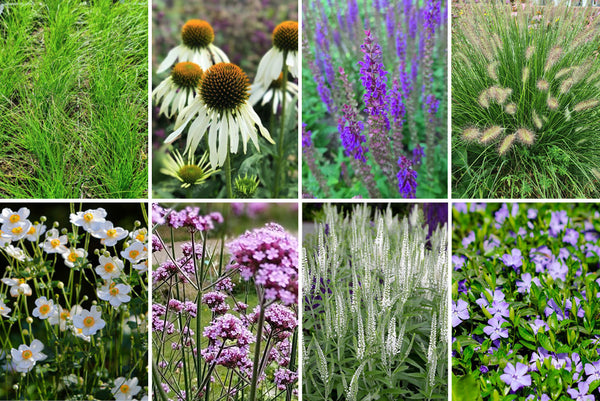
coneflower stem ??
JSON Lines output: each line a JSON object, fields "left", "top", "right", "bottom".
{"left": 225, "top": 150, "right": 233, "bottom": 198}
{"left": 249, "top": 295, "right": 266, "bottom": 401}
{"left": 273, "top": 55, "right": 289, "bottom": 198}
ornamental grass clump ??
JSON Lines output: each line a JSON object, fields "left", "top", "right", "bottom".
{"left": 452, "top": 203, "right": 600, "bottom": 400}
{"left": 152, "top": 204, "right": 298, "bottom": 401}
{"left": 303, "top": 204, "right": 448, "bottom": 400}
{"left": 452, "top": 3, "right": 600, "bottom": 199}
{"left": 302, "top": 0, "right": 448, "bottom": 199}
{"left": 0, "top": 205, "right": 148, "bottom": 400}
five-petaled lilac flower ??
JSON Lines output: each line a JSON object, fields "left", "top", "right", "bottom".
{"left": 584, "top": 360, "right": 600, "bottom": 385}
{"left": 500, "top": 362, "right": 532, "bottom": 391}
{"left": 527, "top": 209, "right": 538, "bottom": 219}
{"left": 501, "top": 248, "right": 523, "bottom": 270}
{"left": 483, "top": 316, "right": 508, "bottom": 341}
{"left": 517, "top": 273, "right": 541, "bottom": 294}
{"left": 568, "top": 380, "right": 594, "bottom": 401}
{"left": 563, "top": 228, "right": 580, "bottom": 247}
{"left": 452, "top": 299, "right": 470, "bottom": 327}
{"left": 462, "top": 231, "right": 476, "bottom": 248}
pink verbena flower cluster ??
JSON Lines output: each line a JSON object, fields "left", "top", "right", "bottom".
{"left": 201, "top": 291, "right": 229, "bottom": 314}
{"left": 226, "top": 223, "right": 298, "bottom": 305}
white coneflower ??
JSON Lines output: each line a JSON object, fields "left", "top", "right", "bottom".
{"left": 160, "top": 149, "right": 219, "bottom": 188}
{"left": 157, "top": 19, "right": 229, "bottom": 73}
{"left": 249, "top": 72, "right": 299, "bottom": 114}
{"left": 165, "top": 63, "right": 275, "bottom": 168}
{"left": 532, "top": 110, "right": 543, "bottom": 129}
{"left": 516, "top": 128, "right": 536, "bottom": 146}
{"left": 572, "top": 99, "right": 599, "bottom": 113}
{"left": 461, "top": 127, "right": 481, "bottom": 141}
{"left": 152, "top": 62, "right": 203, "bottom": 118}
{"left": 480, "top": 126, "right": 503, "bottom": 144}
{"left": 505, "top": 103, "right": 517, "bottom": 115}
{"left": 254, "top": 21, "right": 298, "bottom": 87}
{"left": 544, "top": 46, "right": 562, "bottom": 72}
{"left": 537, "top": 79, "right": 550, "bottom": 92}
{"left": 547, "top": 96, "right": 559, "bottom": 110}
{"left": 525, "top": 45, "right": 535, "bottom": 61}
{"left": 560, "top": 78, "right": 574, "bottom": 95}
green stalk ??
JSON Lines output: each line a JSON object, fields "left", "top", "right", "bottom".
{"left": 225, "top": 150, "right": 233, "bottom": 198}
{"left": 248, "top": 294, "right": 266, "bottom": 401}
{"left": 273, "top": 54, "right": 289, "bottom": 198}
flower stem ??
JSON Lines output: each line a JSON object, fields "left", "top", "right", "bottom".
{"left": 273, "top": 55, "right": 289, "bottom": 198}
{"left": 225, "top": 150, "right": 233, "bottom": 198}
{"left": 248, "top": 294, "right": 266, "bottom": 401}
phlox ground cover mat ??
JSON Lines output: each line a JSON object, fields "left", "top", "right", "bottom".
{"left": 303, "top": 204, "right": 448, "bottom": 400}
{"left": 0, "top": 204, "right": 148, "bottom": 400}
{"left": 452, "top": 202, "right": 600, "bottom": 400}
{"left": 452, "top": 3, "right": 600, "bottom": 198}
{"left": 0, "top": 0, "right": 148, "bottom": 199}
{"left": 152, "top": 204, "right": 298, "bottom": 401}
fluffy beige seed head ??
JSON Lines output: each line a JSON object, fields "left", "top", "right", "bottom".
{"left": 497, "top": 87, "right": 512, "bottom": 105}
{"left": 525, "top": 46, "right": 535, "bottom": 61}
{"left": 505, "top": 103, "right": 517, "bottom": 115}
{"left": 572, "top": 99, "right": 599, "bottom": 113}
{"left": 547, "top": 97, "right": 559, "bottom": 110}
{"left": 488, "top": 62, "right": 499, "bottom": 81}
{"left": 572, "top": 62, "right": 591, "bottom": 85}
{"left": 560, "top": 78, "right": 574, "bottom": 95}
{"left": 516, "top": 128, "right": 535, "bottom": 146}
{"left": 480, "top": 126, "right": 503, "bottom": 144}
{"left": 478, "top": 90, "right": 490, "bottom": 108}
{"left": 592, "top": 168, "right": 600, "bottom": 181}
{"left": 522, "top": 67, "right": 530, "bottom": 84}
{"left": 544, "top": 47, "right": 563, "bottom": 72}
{"left": 532, "top": 110, "right": 543, "bottom": 129}
{"left": 537, "top": 79, "right": 549, "bottom": 92}
{"left": 461, "top": 127, "right": 481, "bottom": 141}
{"left": 498, "top": 134, "right": 516, "bottom": 156}
{"left": 555, "top": 67, "right": 573, "bottom": 80}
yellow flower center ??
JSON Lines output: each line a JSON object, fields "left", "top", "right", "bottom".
{"left": 171, "top": 62, "right": 203, "bottom": 89}
{"left": 109, "top": 287, "right": 120, "bottom": 296}
{"left": 51, "top": 238, "right": 61, "bottom": 247}
{"left": 12, "top": 227, "right": 23, "bottom": 235}
{"left": 107, "top": 229, "right": 117, "bottom": 238}
{"left": 104, "top": 263, "right": 115, "bottom": 272}
{"left": 273, "top": 21, "right": 298, "bottom": 52}
{"left": 61, "top": 311, "right": 70, "bottom": 320}
{"left": 40, "top": 304, "right": 51, "bottom": 315}
{"left": 69, "top": 252, "right": 78, "bottom": 262}
{"left": 83, "top": 316, "right": 95, "bottom": 327}
{"left": 200, "top": 63, "right": 249, "bottom": 112}
{"left": 83, "top": 212, "right": 94, "bottom": 222}
{"left": 21, "top": 350, "right": 32, "bottom": 360}
{"left": 27, "top": 226, "right": 36, "bottom": 235}
{"left": 120, "top": 384, "right": 130, "bottom": 394}
{"left": 181, "top": 19, "right": 214, "bottom": 49}
{"left": 18, "top": 279, "right": 26, "bottom": 285}
{"left": 135, "top": 233, "right": 145, "bottom": 242}
{"left": 129, "top": 250, "right": 140, "bottom": 259}
{"left": 9, "top": 214, "right": 20, "bottom": 223}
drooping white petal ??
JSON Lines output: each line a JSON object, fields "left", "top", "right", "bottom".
{"left": 209, "top": 44, "right": 230, "bottom": 64}
{"left": 246, "top": 105, "right": 274, "bottom": 143}
{"left": 208, "top": 116, "right": 220, "bottom": 168}
{"left": 228, "top": 113, "right": 239, "bottom": 154}
{"left": 218, "top": 115, "right": 229, "bottom": 166}
{"left": 157, "top": 45, "right": 182, "bottom": 74}
{"left": 185, "top": 109, "right": 212, "bottom": 154}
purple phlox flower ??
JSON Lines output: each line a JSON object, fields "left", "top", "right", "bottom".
{"left": 558, "top": 247, "right": 572, "bottom": 260}
{"left": 495, "top": 203, "right": 519, "bottom": 226}
{"left": 501, "top": 248, "right": 523, "bottom": 270}
{"left": 584, "top": 221, "right": 599, "bottom": 242}
{"left": 480, "top": 366, "right": 489, "bottom": 374}
{"left": 476, "top": 288, "right": 505, "bottom": 309}
{"left": 396, "top": 156, "right": 417, "bottom": 198}
{"left": 452, "top": 299, "right": 469, "bottom": 327}
{"left": 516, "top": 227, "right": 528, "bottom": 238}
{"left": 458, "top": 279, "right": 468, "bottom": 294}
{"left": 547, "top": 257, "right": 568, "bottom": 282}
{"left": 500, "top": 362, "right": 532, "bottom": 391}
{"left": 584, "top": 243, "right": 600, "bottom": 258}
{"left": 483, "top": 235, "right": 501, "bottom": 253}
{"left": 549, "top": 210, "right": 570, "bottom": 237}
{"left": 483, "top": 316, "right": 508, "bottom": 341}
{"left": 585, "top": 360, "right": 600, "bottom": 385}
{"left": 454, "top": 203, "right": 467, "bottom": 214}
{"left": 452, "top": 255, "right": 466, "bottom": 270}
{"left": 489, "top": 299, "right": 510, "bottom": 318}
{"left": 572, "top": 353, "right": 584, "bottom": 380}
{"left": 545, "top": 298, "right": 572, "bottom": 321}
{"left": 529, "top": 319, "right": 549, "bottom": 334}
{"left": 462, "top": 231, "right": 476, "bottom": 248}
{"left": 529, "top": 246, "right": 553, "bottom": 273}
{"left": 338, "top": 104, "right": 368, "bottom": 162}
{"left": 567, "top": 381, "right": 594, "bottom": 401}
{"left": 517, "top": 273, "right": 541, "bottom": 294}
{"left": 528, "top": 209, "right": 538, "bottom": 219}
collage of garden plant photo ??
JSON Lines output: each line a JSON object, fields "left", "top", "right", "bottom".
{"left": 2, "top": 0, "right": 600, "bottom": 399}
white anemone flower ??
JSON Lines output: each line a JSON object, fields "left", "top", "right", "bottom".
{"left": 97, "top": 282, "right": 131, "bottom": 308}
{"left": 1, "top": 220, "right": 32, "bottom": 241}
{"left": 132, "top": 260, "right": 148, "bottom": 274}
{"left": 0, "top": 207, "right": 30, "bottom": 225}
{"left": 70, "top": 208, "right": 107, "bottom": 232}
{"left": 91, "top": 222, "right": 129, "bottom": 247}
{"left": 10, "top": 339, "right": 47, "bottom": 373}
{"left": 153, "top": 62, "right": 203, "bottom": 118}
{"left": 95, "top": 255, "right": 124, "bottom": 281}
{"left": 165, "top": 63, "right": 274, "bottom": 168}
{"left": 112, "top": 377, "right": 142, "bottom": 401}
{"left": 48, "top": 305, "right": 70, "bottom": 331}
{"left": 25, "top": 222, "right": 46, "bottom": 242}
{"left": 157, "top": 19, "right": 229, "bottom": 73}
{"left": 4, "top": 245, "right": 28, "bottom": 262}
{"left": 250, "top": 73, "right": 299, "bottom": 114}
{"left": 32, "top": 296, "right": 57, "bottom": 320}
{"left": 62, "top": 247, "right": 88, "bottom": 268}
{"left": 254, "top": 21, "right": 298, "bottom": 87}
{"left": 1, "top": 278, "right": 32, "bottom": 297}
{"left": 73, "top": 307, "right": 106, "bottom": 336}
{"left": 129, "top": 228, "right": 147, "bottom": 244}
{"left": 120, "top": 242, "right": 147, "bottom": 264}
{"left": 40, "top": 228, "right": 69, "bottom": 254}
{"left": 0, "top": 300, "right": 11, "bottom": 317}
